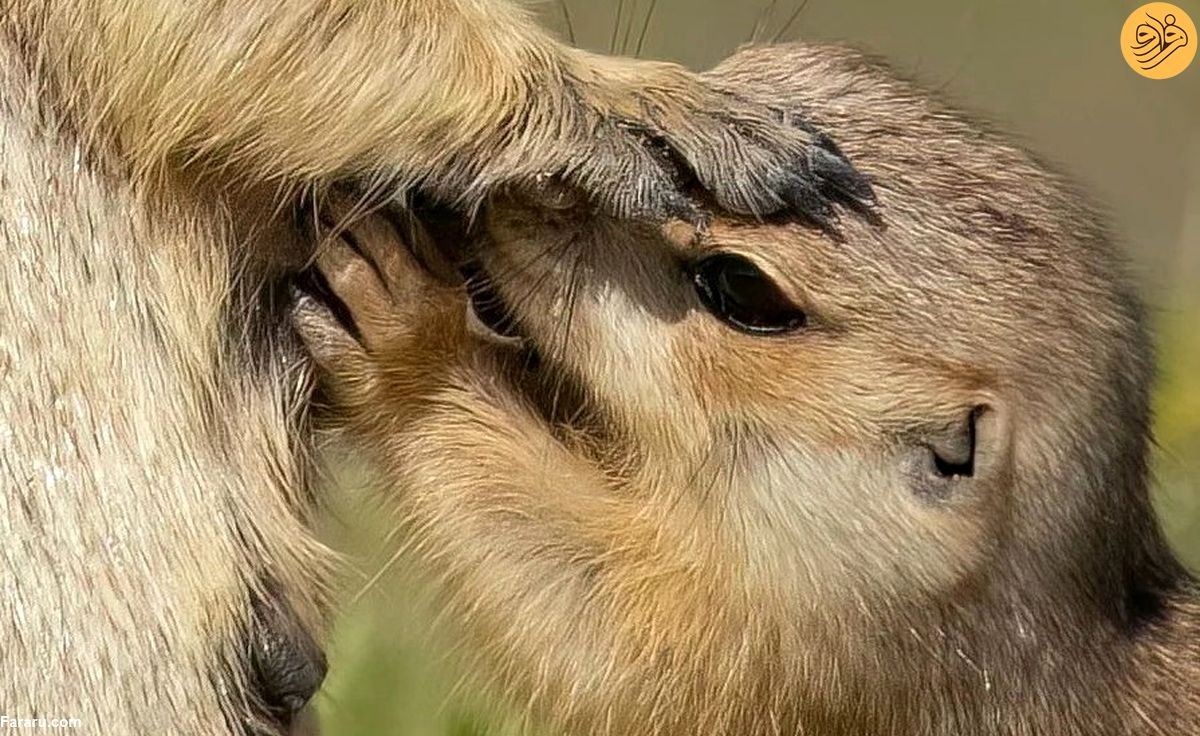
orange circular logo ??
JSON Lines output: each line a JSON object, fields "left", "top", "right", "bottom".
{"left": 1122, "top": 3, "right": 1196, "bottom": 79}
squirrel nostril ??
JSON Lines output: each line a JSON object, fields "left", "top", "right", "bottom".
{"left": 250, "top": 592, "right": 327, "bottom": 728}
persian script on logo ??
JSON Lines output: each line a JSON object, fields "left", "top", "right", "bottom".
{"left": 1122, "top": 3, "right": 1196, "bottom": 79}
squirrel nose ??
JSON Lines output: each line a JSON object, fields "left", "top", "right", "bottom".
{"left": 250, "top": 592, "right": 327, "bottom": 728}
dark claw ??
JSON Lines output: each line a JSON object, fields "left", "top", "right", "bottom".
{"left": 784, "top": 175, "right": 837, "bottom": 229}
{"left": 662, "top": 189, "right": 702, "bottom": 224}
{"left": 808, "top": 133, "right": 877, "bottom": 212}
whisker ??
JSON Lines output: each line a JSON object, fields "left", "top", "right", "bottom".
{"left": 351, "top": 541, "right": 407, "bottom": 604}
{"left": 771, "top": 0, "right": 812, "bottom": 43}
{"left": 634, "top": 0, "right": 659, "bottom": 58}
{"left": 547, "top": 249, "right": 586, "bottom": 424}
{"left": 558, "top": 0, "right": 577, "bottom": 45}
{"left": 498, "top": 237, "right": 576, "bottom": 375}
{"left": 619, "top": 0, "right": 639, "bottom": 56}
{"left": 610, "top": 0, "right": 626, "bottom": 54}
{"left": 497, "top": 236, "right": 573, "bottom": 320}
{"left": 666, "top": 431, "right": 721, "bottom": 516}
{"left": 749, "top": 0, "right": 781, "bottom": 44}
{"left": 545, "top": 243, "right": 582, "bottom": 359}
{"left": 475, "top": 233, "right": 568, "bottom": 292}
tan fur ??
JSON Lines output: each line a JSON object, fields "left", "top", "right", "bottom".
{"left": 0, "top": 2, "right": 850, "bottom": 732}
{"left": 297, "top": 44, "right": 1200, "bottom": 735}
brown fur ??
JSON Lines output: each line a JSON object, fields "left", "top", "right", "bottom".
{"left": 0, "top": 2, "right": 856, "bottom": 733}
{"left": 296, "top": 44, "right": 1200, "bottom": 735}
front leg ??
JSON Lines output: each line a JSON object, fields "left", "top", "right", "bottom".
{"left": 11, "top": 0, "right": 872, "bottom": 224}
{"left": 291, "top": 207, "right": 762, "bottom": 736}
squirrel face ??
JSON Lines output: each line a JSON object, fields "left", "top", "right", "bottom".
{"left": 474, "top": 194, "right": 1013, "bottom": 612}
{"left": 295, "top": 44, "right": 1166, "bottom": 735}
{"left": 461, "top": 46, "right": 1155, "bottom": 625}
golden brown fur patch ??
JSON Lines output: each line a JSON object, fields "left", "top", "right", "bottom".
{"left": 297, "top": 44, "right": 1200, "bottom": 736}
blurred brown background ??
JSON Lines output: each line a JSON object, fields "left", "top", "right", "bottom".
{"left": 315, "top": 1, "right": 1200, "bottom": 732}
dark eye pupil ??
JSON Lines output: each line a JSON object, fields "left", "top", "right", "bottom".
{"left": 691, "top": 254, "right": 806, "bottom": 335}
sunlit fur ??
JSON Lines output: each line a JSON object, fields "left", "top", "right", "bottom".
{"left": 299, "top": 44, "right": 1200, "bottom": 735}
{"left": 0, "top": 0, "right": 832, "bottom": 219}
{"left": 0, "top": 1, "right": 843, "bottom": 732}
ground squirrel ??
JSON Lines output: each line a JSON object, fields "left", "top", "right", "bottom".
{"left": 296, "top": 43, "right": 1199, "bottom": 736}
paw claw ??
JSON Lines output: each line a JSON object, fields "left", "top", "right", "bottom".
{"left": 289, "top": 278, "right": 364, "bottom": 372}
{"left": 808, "top": 141, "right": 876, "bottom": 210}
{"left": 784, "top": 176, "right": 835, "bottom": 222}
{"left": 642, "top": 92, "right": 873, "bottom": 227}
{"left": 249, "top": 590, "right": 326, "bottom": 727}
{"left": 662, "top": 190, "right": 701, "bottom": 224}
{"left": 516, "top": 60, "right": 880, "bottom": 233}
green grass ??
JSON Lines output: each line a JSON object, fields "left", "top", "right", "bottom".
{"left": 310, "top": 469, "right": 522, "bottom": 736}
{"left": 1152, "top": 305, "right": 1200, "bottom": 566}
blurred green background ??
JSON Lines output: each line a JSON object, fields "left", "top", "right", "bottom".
{"left": 314, "top": 1, "right": 1199, "bottom": 732}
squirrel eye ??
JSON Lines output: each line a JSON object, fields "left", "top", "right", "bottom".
{"left": 690, "top": 253, "right": 807, "bottom": 335}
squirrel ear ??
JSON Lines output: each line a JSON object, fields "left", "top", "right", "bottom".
{"left": 903, "top": 404, "right": 1010, "bottom": 502}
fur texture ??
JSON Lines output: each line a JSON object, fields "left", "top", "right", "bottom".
{"left": 0, "top": 2, "right": 863, "bottom": 732}
{"left": 297, "top": 44, "right": 1200, "bottom": 735}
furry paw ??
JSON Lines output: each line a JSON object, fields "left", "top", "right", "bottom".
{"left": 290, "top": 197, "right": 467, "bottom": 404}
{"left": 529, "top": 52, "right": 876, "bottom": 229}
{"left": 292, "top": 199, "right": 444, "bottom": 354}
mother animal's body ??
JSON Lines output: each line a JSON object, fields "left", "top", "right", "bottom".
{"left": 0, "top": 2, "right": 865, "bottom": 732}
{"left": 297, "top": 44, "right": 1200, "bottom": 735}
